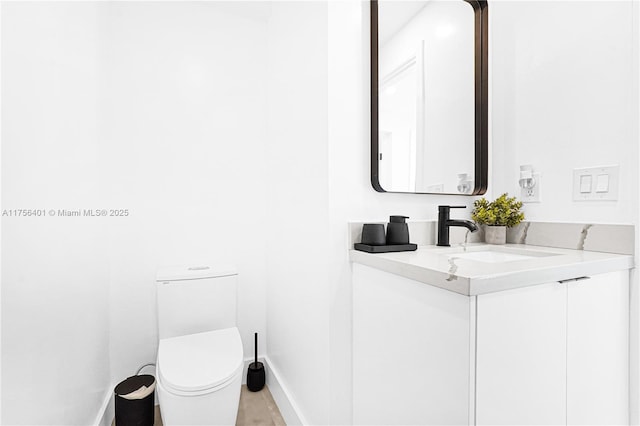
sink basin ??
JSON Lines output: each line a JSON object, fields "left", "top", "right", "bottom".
{"left": 451, "top": 251, "right": 540, "bottom": 263}
{"left": 445, "top": 247, "right": 560, "bottom": 263}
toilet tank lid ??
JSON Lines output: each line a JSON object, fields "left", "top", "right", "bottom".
{"left": 156, "top": 264, "right": 237, "bottom": 282}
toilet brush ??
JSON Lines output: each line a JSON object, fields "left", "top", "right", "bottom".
{"left": 247, "top": 332, "right": 265, "bottom": 392}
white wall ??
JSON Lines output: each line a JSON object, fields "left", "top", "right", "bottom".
{"left": 1, "top": 3, "right": 110, "bottom": 424}
{"left": 491, "top": 0, "right": 637, "bottom": 224}
{"left": 265, "top": 3, "right": 331, "bottom": 425}
{"left": 103, "top": 1, "right": 270, "bottom": 385}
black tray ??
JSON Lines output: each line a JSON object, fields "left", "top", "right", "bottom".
{"left": 354, "top": 243, "right": 417, "bottom": 253}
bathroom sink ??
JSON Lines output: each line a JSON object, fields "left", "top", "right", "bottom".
{"left": 444, "top": 247, "right": 560, "bottom": 263}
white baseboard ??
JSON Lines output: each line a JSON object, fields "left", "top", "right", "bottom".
{"left": 93, "top": 383, "right": 115, "bottom": 426}
{"left": 263, "top": 355, "right": 307, "bottom": 426}
{"left": 95, "top": 356, "right": 306, "bottom": 426}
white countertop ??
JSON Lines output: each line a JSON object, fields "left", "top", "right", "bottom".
{"left": 349, "top": 243, "right": 634, "bottom": 296}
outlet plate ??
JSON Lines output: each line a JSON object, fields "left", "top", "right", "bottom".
{"left": 572, "top": 165, "right": 619, "bottom": 201}
{"left": 521, "top": 173, "right": 541, "bottom": 203}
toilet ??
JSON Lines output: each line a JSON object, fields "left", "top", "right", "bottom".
{"left": 155, "top": 264, "right": 243, "bottom": 425}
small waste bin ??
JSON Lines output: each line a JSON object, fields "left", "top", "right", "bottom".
{"left": 114, "top": 374, "right": 156, "bottom": 426}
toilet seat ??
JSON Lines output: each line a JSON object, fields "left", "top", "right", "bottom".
{"left": 157, "top": 327, "right": 243, "bottom": 395}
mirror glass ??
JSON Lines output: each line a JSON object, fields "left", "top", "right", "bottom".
{"left": 371, "top": 0, "right": 487, "bottom": 195}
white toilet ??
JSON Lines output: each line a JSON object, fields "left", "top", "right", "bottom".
{"left": 155, "top": 264, "right": 243, "bottom": 425}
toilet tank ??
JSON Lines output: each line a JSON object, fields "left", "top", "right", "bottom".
{"left": 156, "top": 264, "right": 237, "bottom": 339}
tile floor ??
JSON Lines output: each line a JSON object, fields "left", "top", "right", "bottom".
{"left": 147, "top": 385, "right": 286, "bottom": 426}
{"left": 235, "top": 385, "right": 286, "bottom": 426}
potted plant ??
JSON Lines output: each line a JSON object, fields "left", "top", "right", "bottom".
{"left": 471, "top": 193, "right": 525, "bottom": 245}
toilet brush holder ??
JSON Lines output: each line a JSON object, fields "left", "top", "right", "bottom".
{"left": 247, "top": 332, "right": 265, "bottom": 392}
{"left": 247, "top": 362, "right": 265, "bottom": 392}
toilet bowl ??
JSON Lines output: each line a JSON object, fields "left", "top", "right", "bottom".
{"left": 156, "top": 327, "right": 243, "bottom": 425}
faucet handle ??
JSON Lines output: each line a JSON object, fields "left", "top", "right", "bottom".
{"left": 438, "top": 205, "right": 467, "bottom": 212}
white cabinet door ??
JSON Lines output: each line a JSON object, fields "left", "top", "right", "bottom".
{"left": 476, "top": 282, "right": 567, "bottom": 425}
{"left": 567, "top": 271, "right": 629, "bottom": 425}
{"left": 353, "top": 263, "right": 473, "bottom": 425}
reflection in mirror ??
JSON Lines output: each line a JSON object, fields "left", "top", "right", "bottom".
{"left": 371, "top": 0, "right": 488, "bottom": 195}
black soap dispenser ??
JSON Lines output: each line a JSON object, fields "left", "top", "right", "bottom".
{"left": 386, "top": 215, "right": 410, "bottom": 245}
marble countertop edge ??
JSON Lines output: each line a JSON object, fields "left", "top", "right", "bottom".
{"left": 350, "top": 244, "right": 634, "bottom": 297}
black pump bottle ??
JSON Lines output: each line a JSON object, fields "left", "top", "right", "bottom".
{"left": 386, "top": 215, "right": 410, "bottom": 245}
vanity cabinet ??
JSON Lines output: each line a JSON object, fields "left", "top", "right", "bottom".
{"left": 353, "top": 263, "right": 474, "bottom": 425}
{"left": 476, "top": 270, "right": 629, "bottom": 425}
{"left": 353, "top": 264, "right": 629, "bottom": 425}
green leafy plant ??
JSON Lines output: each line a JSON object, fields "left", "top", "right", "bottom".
{"left": 471, "top": 193, "right": 525, "bottom": 227}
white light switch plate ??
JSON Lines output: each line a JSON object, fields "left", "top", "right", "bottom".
{"left": 573, "top": 165, "right": 619, "bottom": 201}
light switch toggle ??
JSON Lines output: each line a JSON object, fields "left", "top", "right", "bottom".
{"left": 573, "top": 165, "right": 619, "bottom": 201}
{"left": 579, "top": 175, "right": 592, "bottom": 193}
{"left": 595, "top": 174, "right": 609, "bottom": 193}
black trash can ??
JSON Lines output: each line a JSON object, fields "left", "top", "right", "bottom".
{"left": 114, "top": 374, "right": 156, "bottom": 426}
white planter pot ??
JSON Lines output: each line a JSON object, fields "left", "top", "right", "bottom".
{"left": 484, "top": 225, "right": 507, "bottom": 245}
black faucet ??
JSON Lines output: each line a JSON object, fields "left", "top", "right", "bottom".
{"left": 437, "top": 205, "right": 479, "bottom": 247}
